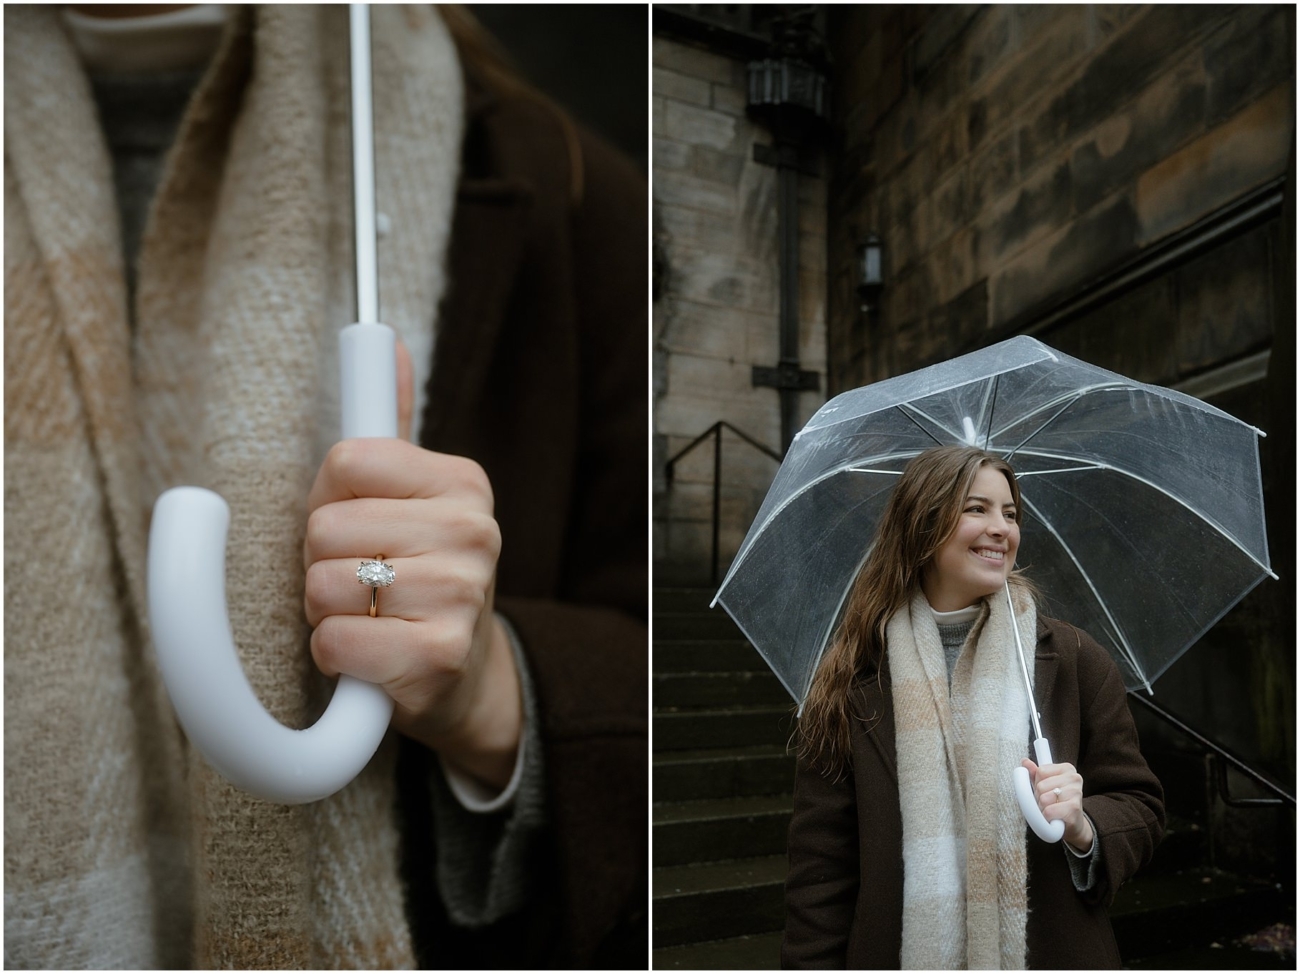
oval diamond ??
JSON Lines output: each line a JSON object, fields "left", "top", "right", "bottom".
{"left": 357, "top": 560, "right": 395, "bottom": 587}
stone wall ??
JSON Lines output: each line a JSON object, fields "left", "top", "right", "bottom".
{"left": 653, "top": 33, "right": 829, "bottom": 584}
{"left": 825, "top": 4, "right": 1294, "bottom": 390}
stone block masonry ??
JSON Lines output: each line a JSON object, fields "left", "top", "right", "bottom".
{"left": 654, "top": 30, "right": 829, "bottom": 584}
{"left": 825, "top": 4, "right": 1294, "bottom": 391}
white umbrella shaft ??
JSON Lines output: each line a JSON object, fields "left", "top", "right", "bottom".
{"left": 350, "top": 3, "right": 378, "bottom": 324}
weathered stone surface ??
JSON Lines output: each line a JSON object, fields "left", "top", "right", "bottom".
{"left": 655, "top": 137, "right": 690, "bottom": 171}
{"left": 964, "top": 5, "right": 1015, "bottom": 88}
{"left": 1070, "top": 50, "right": 1207, "bottom": 214}
{"left": 669, "top": 250, "right": 778, "bottom": 315}
{"left": 1203, "top": 3, "right": 1293, "bottom": 126}
{"left": 990, "top": 193, "right": 1139, "bottom": 327}
{"left": 1086, "top": 5, "right": 1144, "bottom": 47}
{"left": 926, "top": 278, "right": 989, "bottom": 354}
{"left": 711, "top": 83, "right": 747, "bottom": 117}
{"left": 1016, "top": 7, "right": 1228, "bottom": 176}
{"left": 654, "top": 35, "right": 736, "bottom": 85}
{"left": 655, "top": 66, "right": 711, "bottom": 107}
{"left": 654, "top": 169, "right": 738, "bottom": 216}
{"left": 1135, "top": 83, "right": 1291, "bottom": 245}
{"left": 978, "top": 159, "right": 1072, "bottom": 267}
{"left": 913, "top": 11, "right": 975, "bottom": 123}
{"left": 927, "top": 227, "right": 977, "bottom": 306}
{"left": 691, "top": 145, "right": 746, "bottom": 187}
{"left": 930, "top": 109, "right": 968, "bottom": 188}
{"left": 914, "top": 4, "right": 981, "bottom": 81}
{"left": 660, "top": 299, "right": 771, "bottom": 361}
{"left": 656, "top": 396, "right": 780, "bottom": 447}
{"left": 661, "top": 100, "right": 739, "bottom": 151}
{"left": 657, "top": 203, "right": 744, "bottom": 256}
{"left": 1173, "top": 222, "right": 1275, "bottom": 375}
{"left": 1044, "top": 273, "right": 1178, "bottom": 384}
{"left": 968, "top": 128, "right": 1018, "bottom": 215}
{"left": 968, "top": 5, "right": 1089, "bottom": 154}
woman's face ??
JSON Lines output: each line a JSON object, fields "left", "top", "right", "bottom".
{"left": 920, "top": 465, "right": 1020, "bottom": 611}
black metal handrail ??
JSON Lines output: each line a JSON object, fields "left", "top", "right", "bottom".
{"left": 1127, "top": 691, "right": 1294, "bottom": 807}
{"left": 664, "top": 421, "right": 783, "bottom": 584}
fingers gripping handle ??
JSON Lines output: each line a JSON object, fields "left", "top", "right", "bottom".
{"left": 1015, "top": 737, "right": 1065, "bottom": 843}
{"left": 147, "top": 323, "right": 399, "bottom": 804}
{"left": 148, "top": 487, "right": 394, "bottom": 804}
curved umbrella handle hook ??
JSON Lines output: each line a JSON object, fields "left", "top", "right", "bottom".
{"left": 149, "top": 324, "right": 399, "bottom": 804}
{"left": 1014, "top": 737, "right": 1065, "bottom": 843}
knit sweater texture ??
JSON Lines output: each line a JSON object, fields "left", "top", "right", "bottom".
{"left": 5, "top": 5, "right": 468, "bottom": 966}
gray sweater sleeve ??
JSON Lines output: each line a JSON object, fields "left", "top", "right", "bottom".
{"left": 426, "top": 615, "right": 548, "bottom": 927}
{"left": 1064, "top": 812, "right": 1101, "bottom": 892}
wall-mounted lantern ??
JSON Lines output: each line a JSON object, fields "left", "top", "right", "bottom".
{"left": 856, "top": 234, "right": 884, "bottom": 316}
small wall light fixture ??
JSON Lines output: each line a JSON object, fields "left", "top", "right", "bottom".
{"left": 857, "top": 234, "right": 884, "bottom": 315}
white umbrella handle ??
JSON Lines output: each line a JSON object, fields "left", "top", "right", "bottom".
{"left": 1014, "top": 737, "right": 1065, "bottom": 843}
{"left": 149, "top": 325, "right": 397, "bottom": 804}
{"left": 146, "top": 7, "right": 395, "bottom": 805}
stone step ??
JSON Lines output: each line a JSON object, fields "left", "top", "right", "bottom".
{"left": 1143, "top": 814, "right": 1207, "bottom": 876}
{"left": 655, "top": 610, "right": 745, "bottom": 641}
{"left": 654, "top": 705, "right": 794, "bottom": 751}
{"left": 653, "top": 744, "right": 796, "bottom": 802}
{"left": 654, "top": 639, "right": 765, "bottom": 673}
{"left": 1111, "top": 867, "right": 1289, "bottom": 961}
{"left": 653, "top": 855, "right": 786, "bottom": 948}
{"left": 654, "top": 587, "right": 719, "bottom": 614}
{"left": 653, "top": 931, "right": 784, "bottom": 969}
{"left": 654, "top": 669, "right": 792, "bottom": 708}
{"left": 1125, "top": 939, "right": 1294, "bottom": 969}
{"left": 653, "top": 794, "right": 793, "bottom": 866}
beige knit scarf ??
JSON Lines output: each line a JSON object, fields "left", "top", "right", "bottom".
{"left": 887, "top": 584, "right": 1037, "bottom": 969}
{"left": 4, "top": 5, "right": 462, "bottom": 967}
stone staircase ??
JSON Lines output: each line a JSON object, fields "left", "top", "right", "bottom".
{"left": 653, "top": 587, "right": 794, "bottom": 969}
{"left": 650, "top": 588, "right": 1293, "bottom": 969}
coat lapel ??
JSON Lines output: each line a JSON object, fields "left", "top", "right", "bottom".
{"left": 1033, "top": 616, "right": 1060, "bottom": 741}
{"left": 419, "top": 178, "right": 531, "bottom": 445}
{"left": 862, "top": 661, "right": 898, "bottom": 784}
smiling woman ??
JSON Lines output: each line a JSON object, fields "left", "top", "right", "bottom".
{"left": 783, "top": 445, "right": 1165, "bottom": 970}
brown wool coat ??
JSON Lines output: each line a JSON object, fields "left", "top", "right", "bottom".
{"left": 782, "top": 617, "right": 1165, "bottom": 970}
{"left": 399, "top": 67, "right": 649, "bottom": 970}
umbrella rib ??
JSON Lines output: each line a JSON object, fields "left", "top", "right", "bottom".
{"left": 894, "top": 404, "right": 946, "bottom": 445}
{"left": 991, "top": 381, "right": 1134, "bottom": 450}
{"left": 1018, "top": 494, "right": 1153, "bottom": 692}
{"left": 1013, "top": 448, "right": 1277, "bottom": 580}
{"left": 1015, "top": 462, "right": 1108, "bottom": 477}
{"left": 983, "top": 374, "right": 1000, "bottom": 450}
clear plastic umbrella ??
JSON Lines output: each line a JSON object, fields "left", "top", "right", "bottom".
{"left": 713, "top": 336, "right": 1277, "bottom": 710}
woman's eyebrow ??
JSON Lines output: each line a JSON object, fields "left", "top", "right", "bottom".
{"left": 966, "top": 494, "right": 1016, "bottom": 506}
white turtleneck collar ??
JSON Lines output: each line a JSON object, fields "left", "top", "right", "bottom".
{"left": 61, "top": 5, "right": 228, "bottom": 76}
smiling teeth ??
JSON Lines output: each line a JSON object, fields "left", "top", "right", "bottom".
{"left": 975, "top": 549, "right": 1004, "bottom": 561}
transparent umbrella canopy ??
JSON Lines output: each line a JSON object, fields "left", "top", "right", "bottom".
{"left": 713, "top": 336, "right": 1276, "bottom": 709}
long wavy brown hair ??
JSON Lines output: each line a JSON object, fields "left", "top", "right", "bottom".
{"left": 797, "top": 445, "right": 1035, "bottom": 777}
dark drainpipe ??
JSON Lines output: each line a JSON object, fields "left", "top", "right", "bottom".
{"left": 746, "top": 9, "right": 830, "bottom": 454}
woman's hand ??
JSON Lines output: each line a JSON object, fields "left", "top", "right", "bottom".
{"left": 302, "top": 341, "right": 521, "bottom": 791}
{"left": 1021, "top": 758, "right": 1093, "bottom": 853}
